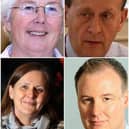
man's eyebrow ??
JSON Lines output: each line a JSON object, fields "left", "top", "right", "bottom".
{"left": 102, "top": 8, "right": 115, "bottom": 12}
{"left": 77, "top": 7, "right": 92, "bottom": 12}
{"left": 80, "top": 94, "right": 115, "bottom": 98}
{"left": 80, "top": 95, "right": 93, "bottom": 98}
{"left": 102, "top": 93, "right": 115, "bottom": 97}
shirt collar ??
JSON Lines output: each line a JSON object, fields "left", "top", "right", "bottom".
{"left": 65, "top": 35, "right": 78, "bottom": 57}
{"left": 1, "top": 44, "right": 62, "bottom": 57}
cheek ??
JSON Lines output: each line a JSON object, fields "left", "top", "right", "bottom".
{"left": 107, "top": 102, "right": 123, "bottom": 115}
{"left": 11, "top": 14, "right": 31, "bottom": 34}
{"left": 37, "top": 94, "right": 46, "bottom": 105}
{"left": 103, "top": 21, "right": 120, "bottom": 38}
{"left": 13, "top": 90, "right": 24, "bottom": 100}
{"left": 79, "top": 103, "right": 89, "bottom": 118}
{"left": 47, "top": 18, "right": 62, "bottom": 32}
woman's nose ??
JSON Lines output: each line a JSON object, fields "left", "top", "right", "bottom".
{"left": 34, "top": 7, "right": 46, "bottom": 24}
{"left": 27, "top": 89, "right": 35, "bottom": 98}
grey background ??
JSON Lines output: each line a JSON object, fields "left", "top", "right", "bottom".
{"left": 65, "top": 58, "right": 128, "bottom": 129}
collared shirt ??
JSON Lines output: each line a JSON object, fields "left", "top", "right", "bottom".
{"left": 1, "top": 44, "right": 62, "bottom": 58}
{"left": 126, "top": 123, "right": 129, "bottom": 129}
{"left": 65, "top": 35, "right": 128, "bottom": 57}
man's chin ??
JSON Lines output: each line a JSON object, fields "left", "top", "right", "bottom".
{"left": 77, "top": 52, "right": 106, "bottom": 57}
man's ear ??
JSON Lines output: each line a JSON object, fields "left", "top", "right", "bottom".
{"left": 65, "top": 5, "right": 70, "bottom": 27}
{"left": 9, "top": 85, "right": 14, "bottom": 100}
{"left": 118, "top": 8, "right": 128, "bottom": 32}
{"left": 123, "top": 90, "right": 128, "bottom": 108}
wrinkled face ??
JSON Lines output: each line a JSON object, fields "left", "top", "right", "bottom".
{"left": 66, "top": 0, "right": 127, "bottom": 57}
{"left": 6, "top": 0, "right": 63, "bottom": 57}
{"left": 9, "top": 70, "right": 47, "bottom": 117}
{"left": 77, "top": 68, "right": 128, "bottom": 129}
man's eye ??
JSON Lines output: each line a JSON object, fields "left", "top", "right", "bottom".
{"left": 82, "top": 98, "right": 93, "bottom": 104}
{"left": 103, "top": 97, "right": 112, "bottom": 102}
{"left": 102, "top": 12, "right": 113, "bottom": 20}
{"left": 80, "top": 12, "right": 90, "bottom": 17}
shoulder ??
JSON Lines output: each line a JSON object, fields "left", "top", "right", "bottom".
{"left": 1, "top": 115, "right": 9, "bottom": 129}
{"left": 53, "top": 48, "right": 63, "bottom": 57}
{"left": 56, "top": 121, "right": 64, "bottom": 129}
{"left": 1, "top": 44, "right": 13, "bottom": 58}
{"left": 49, "top": 121, "right": 64, "bottom": 129}
{"left": 125, "top": 123, "right": 129, "bottom": 129}
{"left": 106, "top": 42, "right": 128, "bottom": 57}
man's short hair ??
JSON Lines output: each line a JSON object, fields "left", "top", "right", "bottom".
{"left": 75, "top": 58, "right": 127, "bottom": 93}
{"left": 66, "top": 0, "right": 127, "bottom": 10}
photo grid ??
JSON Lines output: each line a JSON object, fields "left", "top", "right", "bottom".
{"left": 1, "top": 0, "right": 129, "bottom": 129}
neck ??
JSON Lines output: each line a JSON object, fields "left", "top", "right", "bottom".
{"left": 14, "top": 110, "right": 38, "bottom": 126}
{"left": 11, "top": 45, "right": 53, "bottom": 57}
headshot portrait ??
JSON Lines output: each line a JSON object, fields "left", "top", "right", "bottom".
{"left": 1, "top": 0, "right": 64, "bottom": 57}
{"left": 65, "top": 58, "right": 128, "bottom": 129}
{"left": 65, "top": 0, "right": 128, "bottom": 57}
{"left": 1, "top": 58, "right": 64, "bottom": 129}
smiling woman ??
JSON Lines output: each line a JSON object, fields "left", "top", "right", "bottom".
{"left": 1, "top": 62, "right": 64, "bottom": 129}
{"left": 1, "top": 0, "right": 63, "bottom": 57}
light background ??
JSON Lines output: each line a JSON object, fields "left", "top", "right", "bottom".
{"left": 65, "top": 58, "right": 128, "bottom": 129}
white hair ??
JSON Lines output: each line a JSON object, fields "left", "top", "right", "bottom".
{"left": 2, "top": 0, "right": 16, "bottom": 20}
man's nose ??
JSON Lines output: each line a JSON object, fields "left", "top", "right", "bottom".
{"left": 34, "top": 8, "right": 46, "bottom": 24}
{"left": 87, "top": 16, "right": 102, "bottom": 35}
{"left": 91, "top": 100, "right": 102, "bottom": 116}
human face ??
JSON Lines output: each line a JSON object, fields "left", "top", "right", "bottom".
{"left": 6, "top": 0, "right": 63, "bottom": 57}
{"left": 66, "top": 0, "right": 127, "bottom": 56}
{"left": 9, "top": 70, "right": 47, "bottom": 118}
{"left": 77, "top": 67, "right": 128, "bottom": 129}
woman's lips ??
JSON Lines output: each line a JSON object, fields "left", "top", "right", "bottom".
{"left": 23, "top": 101, "right": 36, "bottom": 106}
{"left": 27, "top": 31, "right": 48, "bottom": 36}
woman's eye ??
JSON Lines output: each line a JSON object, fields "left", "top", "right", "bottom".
{"left": 35, "top": 87, "right": 45, "bottom": 93}
{"left": 47, "top": 6, "right": 57, "bottom": 12}
{"left": 23, "top": 5, "right": 35, "bottom": 11}
{"left": 25, "top": 6, "right": 34, "bottom": 10}
{"left": 21, "top": 85, "right": 28, "bottom": 90}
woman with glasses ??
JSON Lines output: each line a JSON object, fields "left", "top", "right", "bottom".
{"left": 1, "top": 62, "right": 64, "bottom": 129}
{"left": 1, "top": 0, "right": 63, "bottom": 57}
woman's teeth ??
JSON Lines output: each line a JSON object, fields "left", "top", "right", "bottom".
{"left": 29, "top": 31, "right": 48, "bottom": 36}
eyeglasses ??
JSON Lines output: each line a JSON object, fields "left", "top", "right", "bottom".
{"left": 11, "top": 3, "right": 63, "bottom": 17}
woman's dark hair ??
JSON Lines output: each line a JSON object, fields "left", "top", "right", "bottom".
{"left": 1, "top": 62, "right": 59, "bottom": 125}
